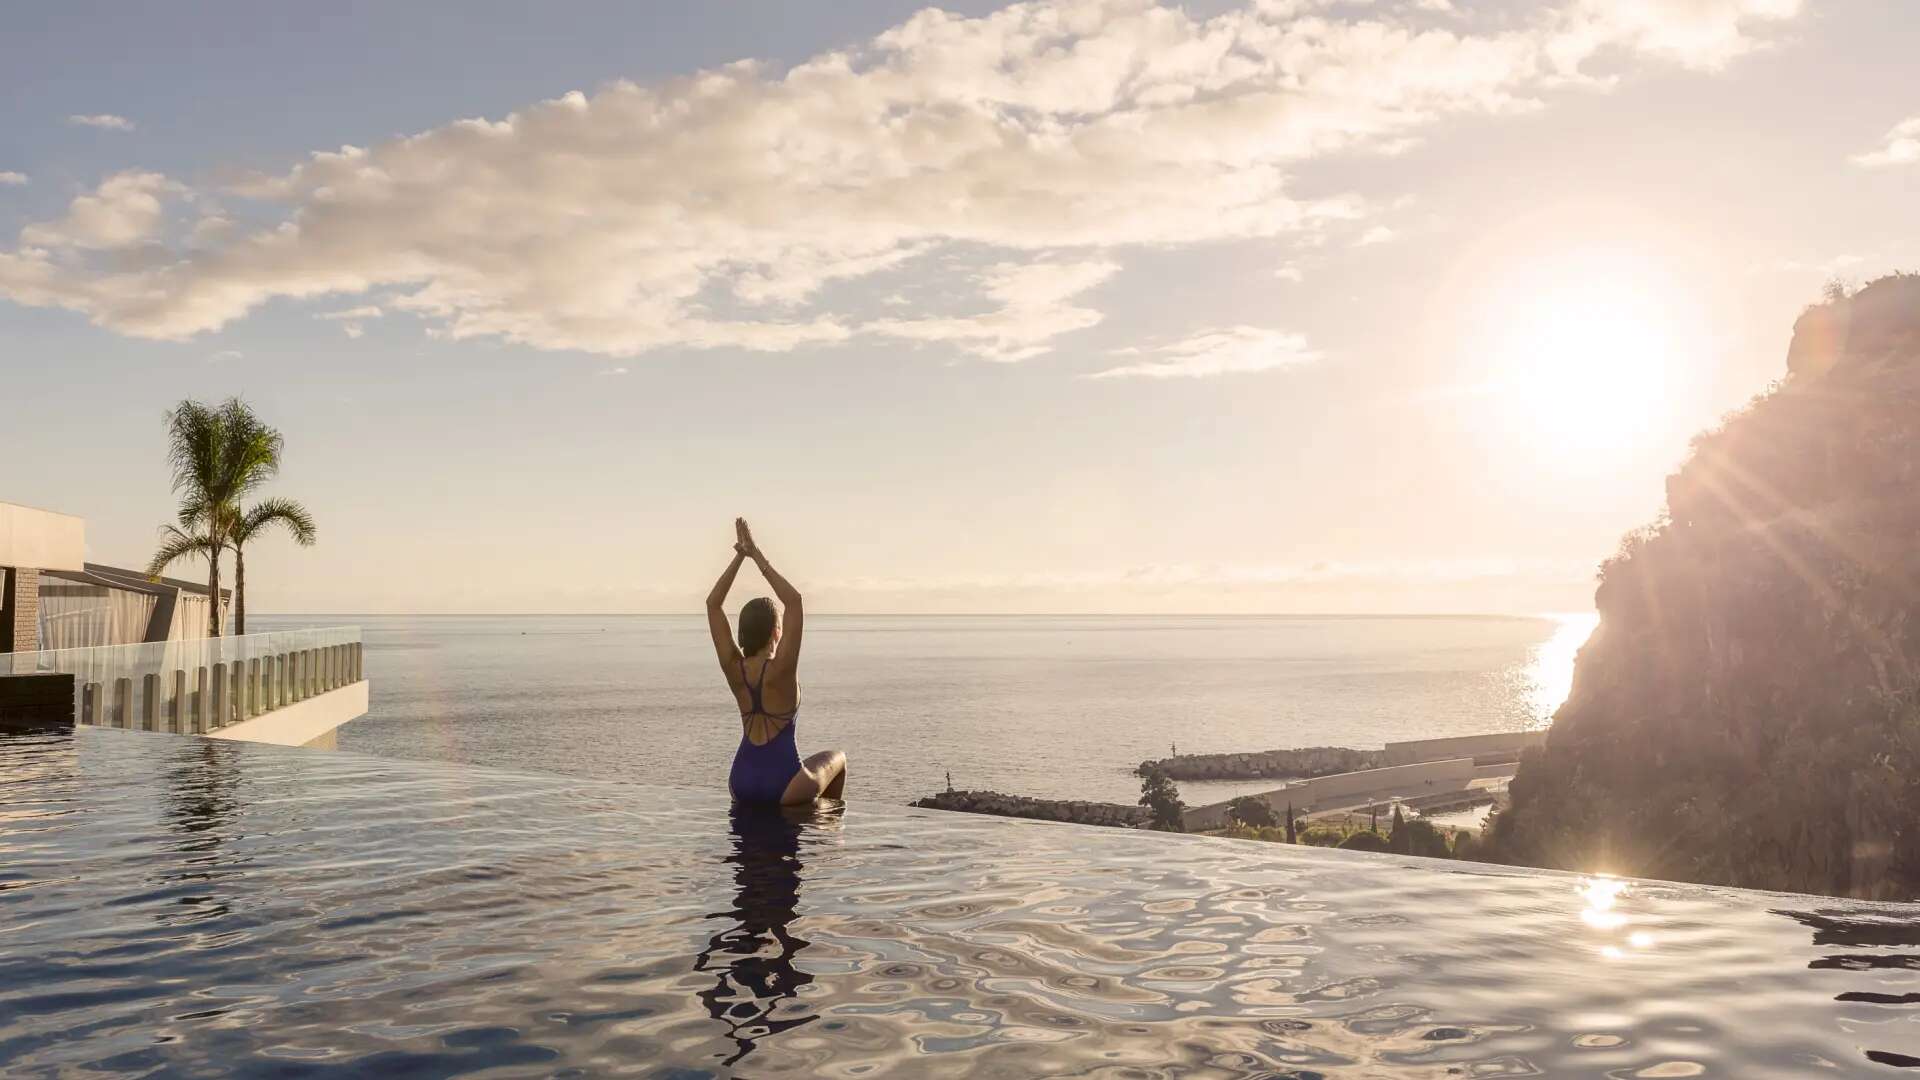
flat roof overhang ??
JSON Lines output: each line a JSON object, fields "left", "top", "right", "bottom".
{"left": 0, "top": 502, "right": 86, "bottom": 572}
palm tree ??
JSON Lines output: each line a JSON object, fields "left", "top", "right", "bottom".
{"left": 147, "top": 524, "right": 223, "bottom": 582}
{"left": 226, "top": 497, "right": 316, "bottom": 635}
{"left": 158, "top": 399, "right": 285, "bottom": 636}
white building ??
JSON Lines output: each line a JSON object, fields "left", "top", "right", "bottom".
{"left": 1, "top": 500, "right": 228, "bottom": 653}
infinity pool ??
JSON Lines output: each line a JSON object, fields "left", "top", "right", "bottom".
{"left": 2, "top": 728, "right": 1917, "bottom": 1077}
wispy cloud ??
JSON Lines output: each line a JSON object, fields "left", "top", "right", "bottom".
{"left": 207, "top": 349, "right": 243, "bottom": 363}
{"left": 1, "top": 0, "right": 1802, "bottom": 360}
{"left": 67, "top": 113, "right": 134, "bottom": 131}
{"left": 0, "top": 172, "right": 27, "bottom": 187}
{"left": 1356, "top": 225, "right": 1397, "bottom": 246}
{"left": 315, "top": 304, "right": 383, "bottom": 339}
{"left": 867, "top": 258, "right": 1119, "bottom": 361}
{"left": 1090, "top": 326, "right": 1320, "bottom": 380}
{"left": 1852, "top": 116, "right": 1920, "bottom": 168}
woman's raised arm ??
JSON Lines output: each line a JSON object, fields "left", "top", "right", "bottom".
{"left": 737, "top": 519, "right": 803, "bottom": 668}
{"left": 706, "top": 546, "right": 747, "bottom": 674}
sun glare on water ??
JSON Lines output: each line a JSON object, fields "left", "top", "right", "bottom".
{"left": 1526, "top": 612, "right": 1598, "bottom": 725}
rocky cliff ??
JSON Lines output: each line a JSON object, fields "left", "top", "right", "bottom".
{"left": 1487, "top": 274, "right": 1920, "bottom": 900}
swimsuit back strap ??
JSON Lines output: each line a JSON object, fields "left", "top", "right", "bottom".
{"left": 738, "top": 656, "right": 757, "bottom": 713}
{"left": 740, "top": 655, "right": 779, "bottom": 714}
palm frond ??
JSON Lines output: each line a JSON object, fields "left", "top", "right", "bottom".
{"left": 235, "top": 497, "right": 317, "bottom": 547}
{"left": 163, "top": 400, "right": 221, "bottom": 499}
{"left": 162, "top": 397, "right": 287, "bottom": 543}
{"left": 218, "top": 397, "right": 283, "bottom": 501}
{"left": 146, "top": 525, "right": 223, "bottom": 578}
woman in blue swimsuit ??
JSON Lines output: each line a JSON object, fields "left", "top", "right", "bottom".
{"left": 706, "top": 518, "right": 847, "bottom": 805}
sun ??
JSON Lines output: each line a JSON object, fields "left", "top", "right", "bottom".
{"left": 1480, "top": 250, "right": 1704, "bottom": 455}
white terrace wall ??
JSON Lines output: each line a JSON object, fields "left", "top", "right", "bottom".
{"left": 1184, "top": 757, "right": 1480, "bottom": 831}
{"left": 0, "top": 502, "right": 85, "bottom": 573}
{"left": 1380, "top": 730, "right": 1545, "bottom": 767}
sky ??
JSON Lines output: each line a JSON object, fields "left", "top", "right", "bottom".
{"left": 2, "top": 0, "right": 1916, "bottom": 615}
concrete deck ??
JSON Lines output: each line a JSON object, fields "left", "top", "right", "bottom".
{"left": 210, "top": 680, "right": 370, "bottom": 749}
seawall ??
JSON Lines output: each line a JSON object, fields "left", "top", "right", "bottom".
{"left": 911, "top": 790, "right": 1147, "bottom": 828}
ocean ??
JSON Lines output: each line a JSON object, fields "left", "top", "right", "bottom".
{"left": 254, "top": 613, "right": 1594, "bottom": 806}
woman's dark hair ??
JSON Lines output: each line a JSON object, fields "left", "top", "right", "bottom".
{"left": 737, "top": 597, "right": 778, "bottom": 656}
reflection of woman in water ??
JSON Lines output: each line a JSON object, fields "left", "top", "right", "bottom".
{"left": 706, "top": 518, "right": 847, "bottom": 805}
{"left": 694, "top": 804, "right": 820, "bottom": 1066}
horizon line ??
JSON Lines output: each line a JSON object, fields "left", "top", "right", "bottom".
{"left": 250, "top": 610, "right": 1592, "bottom": 620}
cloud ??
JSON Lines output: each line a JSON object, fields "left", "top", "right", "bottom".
{"left": 598, "top": 365, "right": 630, "bottom": 376}
{"left": 0, "top": 172, "right": 27, "bottom": 187}
{"left": 1090, "top": 325, "right": 1320, "bottom": 379}
{"left": 315, "top": 303, "right": 383, "bottom": 339}
{"left": 1548, "top": 0, "right": 1802, "bottom": 73}
{"left": 67, "top": 113, "right": 135, "bottom": 131}
{"left": 1, "top": 0, "right": 1802, "bottom": 358}
{"left": 1274, "top": 261, "right": 1305, "bottom": 282}
{"left": 207, "top": 349, "right": 243, "bottom": 363}
{"left": 17, "top": 170, "right": 183, "bottom": 250}
{"left": 1851, "top": 116, "right": 1920, "bottom": 168}
{"left": 1356, "top": 224, "right": 1397, "bottom": 246}
{"left": 867, "top": 258, "right": 1119, "bottom": 360}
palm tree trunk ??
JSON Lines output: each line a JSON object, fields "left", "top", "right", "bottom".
{"left": 234, "top": 548, "right": 247, "bottom": 636}
{"left": 207, "top": 549, "right": 223, "bottom": 637}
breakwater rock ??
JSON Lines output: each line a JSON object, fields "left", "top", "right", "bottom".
{"left": 910, "top": 790, "right": 1148, "bottom": 829}
{"left": 1137, "top": 746, "right": 1384, "bottom": 781}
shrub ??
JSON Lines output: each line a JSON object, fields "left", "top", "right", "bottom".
{"left": 1227, "top": 795, "right": 1278, "bottom": 829}
{"left": 1138, "top": 766, "right": 1186, "bottom": 832}
{"left": 1338, "top": 831, "right": 1389, "bottom": 853}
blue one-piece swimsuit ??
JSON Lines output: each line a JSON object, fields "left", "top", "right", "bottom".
{"left": 729, "top": 657, "right": 801, "bottom": 804}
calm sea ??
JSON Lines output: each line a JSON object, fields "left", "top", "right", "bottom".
{"left": 255, "top": 613, "right": 1593, "bottom": 805}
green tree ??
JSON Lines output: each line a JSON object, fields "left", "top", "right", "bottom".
{"left": 1284, "top": 802, "right": 1297, "bottom": 844}
{"left": 223, "top": 498, "right": 317, "bottom": 634}
{"left": 1388, "top": 805, "right": 1410, "bottom": 854}
{"left": 1383, "top": 805, "right": 1454, "bottom": 857}
{"left": 1451, "top": 830, "right": 1478, "bottom": 861}
{"left": 154, "top": 399, "right": 286, "bottom": 636}
{"left": 1138, "top": 766, "right": 1186, "bottom": 832}
{"left": 1227, "top": 795, "right": 1277, "bottom": 829}
{"left": 1338, "top": 830, "right": 1388, "bottom": 853}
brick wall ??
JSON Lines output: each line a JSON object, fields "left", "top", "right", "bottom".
{"left": 1, "top": 568, "right": 38, "bottom": 653}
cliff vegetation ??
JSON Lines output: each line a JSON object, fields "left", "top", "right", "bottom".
{"left": 1487, "top": 274, "right": 1920, "bottom": 899}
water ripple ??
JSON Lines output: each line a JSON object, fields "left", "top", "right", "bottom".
{"left": 0, "top": 728, "right": 1916, "bottom": 1076}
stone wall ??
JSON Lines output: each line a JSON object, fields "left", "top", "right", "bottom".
{"left": 1137, "top": 746, "right": 1382, "bottom": 781}
{"left": 911, "top": 790, "right": 1148, "bottom": 829}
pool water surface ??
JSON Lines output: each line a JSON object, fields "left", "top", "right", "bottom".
{"left": 1, "top": 728, "right": 1917, "bottom": 1076}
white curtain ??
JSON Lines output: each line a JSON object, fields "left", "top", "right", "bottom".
{"left": 172, "top": 593, "right": 213, "bottom": 641}
{"left": 36, "top": 575, "right": 160, "bottom": 650}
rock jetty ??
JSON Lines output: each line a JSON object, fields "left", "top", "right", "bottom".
{"left": 1137, "top": 746, "right": 1383, "bottom": 781}
{"left": 910, "top": 790, "right": 1148, "bottom": 829}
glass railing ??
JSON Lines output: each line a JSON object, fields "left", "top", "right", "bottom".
{"left": 2, "top": 626, "right": 363, "bottom": 732}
